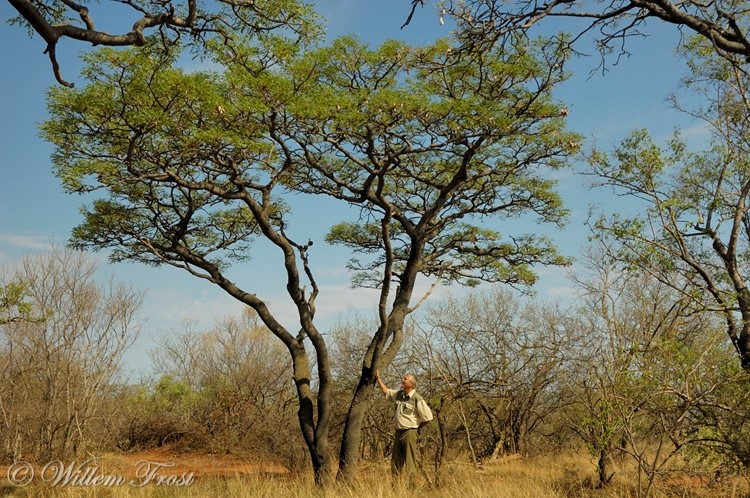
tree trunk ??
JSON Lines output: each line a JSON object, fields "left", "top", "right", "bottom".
{"left": 311, "top": 444, "right": 334, "bottom": 487}
{"left": 337, "top": 313, "right": 411, "bottom": 482}
{"left": 596, "top": 445, "right": 614, "bottom": 488}
{"left": 337, "top": 243, "right": 422, "bottom": 482}
{"left": 739, "top": 323, "right": 750, "bottom": 370}
{"left": 336, "top": 369, "right": 375, "bottom": 483}
{"left": 288, "top": 342, "right": 333, "bottom": 486}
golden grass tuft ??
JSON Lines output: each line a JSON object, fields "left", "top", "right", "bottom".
{"left": 0, "top": 450, "right": 748, "bottom": 498}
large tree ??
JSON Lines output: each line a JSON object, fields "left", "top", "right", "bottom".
{"left": 410, "top": 0, "right": 750, "bottom": 70}
{"left": 279, "top": 32, "right": 578, "bottom": 481}
{"left": 41, "top": 29, "right": 578, "bottom": 483}
{"left": 5, "top": 0, "right": 318, "bottom": 86}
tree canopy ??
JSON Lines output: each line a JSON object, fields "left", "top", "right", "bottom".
{"left": 41, "top": 27, "right": 578, "bottom": 482}
{"left": 5, "top": 0, "right": 319, "bottom": 86}
{"left": 411, "top": 0, "right": 750, "bottom": 71}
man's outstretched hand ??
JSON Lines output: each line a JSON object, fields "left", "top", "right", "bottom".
{"left": 374, "top": 370, "right": 388, "bottom": 394}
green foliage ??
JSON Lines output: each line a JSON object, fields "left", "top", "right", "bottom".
{"left": 0, "top": 282, "right": 35, "bottom": 324}
{"left": 153, "top": 375, "right": 197, "bottom": 405}
{"left": 579, "top": 397, "right": 620, "bottom": 474}
{"left": 118, "top": 375, "right": 203, "bottom": 449}
{"left": 42, "top": 43, "right": 281, "bottom": 269}
{"left": 42, "top": 26, "right": 578, "bottom": 291}
{"left": 286, "top": 33, "right": 578, "bottom": 287}
{"left": 587, "top": 93, "right": 750, "bottom": 367}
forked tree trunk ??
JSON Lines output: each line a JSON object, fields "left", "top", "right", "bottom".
{"left": 337, "top": 237, "right": 423, "bottom": 482}
{"left": 337, "top": 328, "right": 410, "bottom": 481}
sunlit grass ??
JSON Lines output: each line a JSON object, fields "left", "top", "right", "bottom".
{"left": 0, "top": 451, "right": 747, "bottom": 498}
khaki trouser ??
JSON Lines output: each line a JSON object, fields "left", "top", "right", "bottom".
{"left": 391, "top": 428, "right": 418, "bottom": 479}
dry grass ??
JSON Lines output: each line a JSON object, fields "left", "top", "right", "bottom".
{"left": 0, "top": 450, "right": 747, "bottom": 498}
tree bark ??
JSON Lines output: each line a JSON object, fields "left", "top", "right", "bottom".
{"left": 288, "top": 342, "right": 333, "bottom": 486}
{"left": 336, "top": 369, "right": 375, "bottom": 482}
{"left": 336, "top": 236, "right": 424, "bottom": 482}
{"left": 740, "top": 328, "right": 750, "bottom": 370}
{"left": 596, "top": 445, "right": 614, "bottom": 488}
{"left": 338, "top": 316, "right": 419, "bottom": 481}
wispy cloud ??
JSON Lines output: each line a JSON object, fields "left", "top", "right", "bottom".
{"left": 141, "top": 286, "right": 246, "bottom": 332}
{"left": 532, "top": 263, "right": 582, "bottom": 303}
{"left": 678, "top": 121, "right": 712, "bottom": 150}
{"left": 0, "top": 233, "right": 60, "bottom": 251}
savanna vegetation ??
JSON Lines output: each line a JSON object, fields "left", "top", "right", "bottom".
{"left": 5, "top": 0, "right": 750, "bottom": 497}
{"left": 3, "top": 248, "right": 750, "bottom": 497}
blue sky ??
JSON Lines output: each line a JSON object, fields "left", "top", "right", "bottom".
{"left": 0, "top": 1, "right": 704, "bottom": 375}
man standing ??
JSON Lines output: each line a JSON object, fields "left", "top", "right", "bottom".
{"left": 375, "top": 370, "right": 433, "bottom": 480}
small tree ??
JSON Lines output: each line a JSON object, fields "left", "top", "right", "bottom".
{"left": 410, "top": 289, "right": 572, "bottom": 462}
{"left": 587, "top": 35, "right": 750, "bottom": 368}
{"left": 566, "top": 247, "right": 732, "bottom": 493}
{"left": 0, "top": 248, "right": 142, "bottom": 460}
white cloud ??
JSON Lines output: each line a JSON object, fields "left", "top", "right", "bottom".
{"left": 141, "top": 287, "right": 246, "bottom": 332}
{"left": 531, "top": 263, "right": 582, "bottom": 303}
{"left": 678, "top": 121, "right": 712, "bottom": 150}
{"left": 310, "top": 265, "right": 351, "bottom": 280}
{"left": 545, "top": 284, "right": 579, "bottom": 300}
{"left": 0, "top": 233, "right": 59, "bottom": 251}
